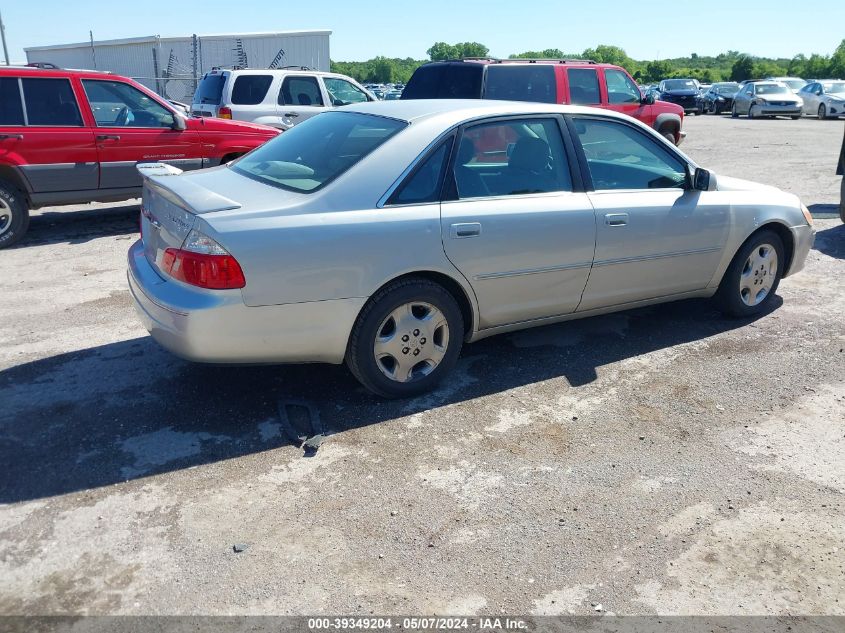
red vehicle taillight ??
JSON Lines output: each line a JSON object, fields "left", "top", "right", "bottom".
{"left": 218, "top": 106, "right": 233, "bottom": 119}
{"left": 160, "top": 229, "right": 245, "bottom": 289}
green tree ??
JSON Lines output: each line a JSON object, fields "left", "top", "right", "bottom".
{"left": 370, "top": 56, "right": 395, "bottom": 83}
{"left": 730, "top": 55, "right": 755, "bottom": 81}
{"left": 828, "top": 39, "right": 845, "bottom": 77}
{"left": 427, "top": 41, "right": 489, "bottom": 61}
{"left": 643, "top": 60, "right": 673, "bottom": 83}
{"left": 427, "top": 42, "right": 457, "bottom": 61}
{"left": 509, "top": 48, "right": 569, "bottom": 59}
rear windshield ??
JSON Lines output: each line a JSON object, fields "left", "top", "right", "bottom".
{"left": 231, "top": 75, "right": 273, "bottom": 105}
{"left": 232, "top": 111, "right": 406, "bottom": 193}
{"left": 714, "top": 83, "right": 739, "bottom": 95}
{"left": 402, "top": 63, "right": 483, "bottom": 99}
{"left": 781, "top": 79, "right": 806, "bottom": 90}
{"left": 194, "top": 74, "right": 226, "bottom": 105}
{"left": 484, "top": 65, "right": 556, "bottom": 103}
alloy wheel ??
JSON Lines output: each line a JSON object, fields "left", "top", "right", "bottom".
{"left": 373, "top": 301, "right": 449, "bottom": 383}
{"left": 0, "top": 198, "right": 12, "bottom": 237}
{"left": 818, "top": 104, "right": 827, "bottom": 119}
{"left": 739, "top": 244, "right": 778, "bottom": 306}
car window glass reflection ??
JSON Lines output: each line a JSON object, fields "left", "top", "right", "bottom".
{"left": 574, "top": 118, "right": 687, "bottom": 190}
{"left": 454, "top": 118, "right": 572, "bottom": 199}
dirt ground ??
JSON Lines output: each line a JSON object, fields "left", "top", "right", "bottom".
{"left": 0, "top": 115, "right": 843, "bottom": 617}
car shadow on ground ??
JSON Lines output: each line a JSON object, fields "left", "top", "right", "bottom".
{"left": 13, "top": 203, "right": 140, "bottom": 248}
{"left": 0, "top": 296, "right": 781, "bottom": 505}
{"left": 813, "top": 223, "right": 844, "bottom": 259}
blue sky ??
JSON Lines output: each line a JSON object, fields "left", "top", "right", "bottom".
{"left": 2, "top": 0, "right": 843, "bottom": 63}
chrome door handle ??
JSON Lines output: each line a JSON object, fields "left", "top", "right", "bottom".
{"left": 283, "top": 112, "right": 300, "bottom": 118}
{"left": 96, "top": 134, "right": 121, "bottom": 141}
{"left": 605, "top": 213, "right": 629, "bottom": 226}
{"left": 450, "top": 222, "right": 482, "bottom": 238}
{"left": 0, "top": 134, "right": 23, "bottom": 140}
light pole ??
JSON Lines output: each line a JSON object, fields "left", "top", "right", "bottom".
{"left": 0, "top": 10, "right": 10, "bottom": 66}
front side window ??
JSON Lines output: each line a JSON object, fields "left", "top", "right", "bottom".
{"left": 454, "top": 118, "right": 572, "bottom": 199}
{"left": 82, "top": 80, "right": 174, "bottom": 128}
{"left": 232, "top": 111, "right": 406, "bottom": 193}
{"left": 0, "top": 77, "right": 24, "bottom": 125}
{"left": 389, "top": 137, "right": 453, "bottom": 205}
{"left": 567, "top": 68, "right": 601, "bottom": 105}
{"left": 231, "top": 75, "right": 273, "bottom": 105}
{"left": 324, "top": 78, "right": 370, "bottom": 105}
{"left": 279, "top": 76, "right": 324, "bottom": 106}
{"left": 573, "top": 117, "right": 688, "bottom": 190}
{"left": 605, "top": 69, "right": 641, "bottom": 104}
{"left": 22, "top": 78, "right": 82, "bottom": 126}
{"left": 484, "top": 65, "right": 556, "bottom": 103}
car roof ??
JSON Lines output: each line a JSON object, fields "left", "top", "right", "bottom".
{"left": 341, "top": 99, "right": 639, "bottom": 126}
{"left": 418, "top": 58, "right": 618, "bottom": 68}
{"left": 0, "top": 66, "right": 118, "bottom": 80}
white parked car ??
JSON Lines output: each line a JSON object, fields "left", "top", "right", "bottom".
{"left": 191, "top": 68, "right": 376, "bottom": 130}
{"left": 766, "top": 76, "right": 808, "bottom": 94}
{"left": 798, "top": 80, "right": 845, "bottom": 119}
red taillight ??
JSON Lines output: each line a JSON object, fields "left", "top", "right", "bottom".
{"left": 162, "top": 248, "right": 246, "bottom": 289}
{"left": 218, "top": 106, "right": 232, "bottom": 119}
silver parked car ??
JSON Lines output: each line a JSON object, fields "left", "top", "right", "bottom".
{"left": 798, "top": 80, "right": 845, "bottom": 119}
{"left": 731, "top": 81, "right": 803, "bottom": 119}
{"left": 128, "top": 101, "right": 815, "bottom": 397}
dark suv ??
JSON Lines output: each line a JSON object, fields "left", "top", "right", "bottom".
{"left": 402, "top": 59, "right": 686, "bottom": 145}
{"left": 0, "top": 66, "right": 279, "bottom": 248}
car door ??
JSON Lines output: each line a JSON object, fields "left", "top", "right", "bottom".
{"left": 80, "top": 78, "right": 201, "bottom": 190}
{"left": 736, "top": 83, "right": 754, "bottom": 114}
{"left": 1, "top": 76, "right": 98, "bottom": 194}
{"left": 800, "top": 83, "right": 820, "bottom": 114}
{"left": 276, "top": 74, "right": 326, "bottom": 129}
{"left": 602, "top": 68, "right": 647, "bottom": 118}
{"left": 568, "top": 115, "right": 730, "bottom": 311}
{"left": 439, "top": 116, "right": 596, "bottom": 329}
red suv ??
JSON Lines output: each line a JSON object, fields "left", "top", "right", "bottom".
{"left": 402, "top": 59, "right": 685, "bottom": 145}
{"left": 0, "top": 67, "right": 279, "bottom": 248}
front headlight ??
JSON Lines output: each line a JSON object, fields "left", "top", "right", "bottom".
{"left": 801, "top": 203, "right": 814, "bottom": 227}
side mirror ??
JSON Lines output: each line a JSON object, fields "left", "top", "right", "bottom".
{"left": 642, "top": 92, "right": 655, "bottom": 105}
{"left": 171, "top": 113, "right": 187, "bottom": 131}
{"left": 693, "top": 167, "right": 715, "bottom": 191}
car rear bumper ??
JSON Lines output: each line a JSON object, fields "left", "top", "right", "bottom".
{"left": 784, "top": 223, "right": 815, "bottom": 278}
{"left": 127, "top": 239, "right": 365, "bottom": 365}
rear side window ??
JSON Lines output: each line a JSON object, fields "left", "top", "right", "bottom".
{"left": 230, "top": 75, "right": 272, "bottom": 105}
{"left": 389, "top": 138, "right": 453, "bottom": 205}
{"left": 484, "top": 65, "right": 556, "bottom": 103}
{"left": 402, "top": 64, "right": 483, "bottom": 99}
{"left": 21, "top": 78, "right": 82, "bottom": 126}
{"left": 233, "top": 111, "right": 406, "bottom": 193}
{"left": 194, "top": 74, "right": 226, "bottom": 105}
{"left": 279, "top": 76, "right": 324, "bottom": 106}
{"left": 567, "top": 68, "right": 601, "bottom": 105}
{"left": 0, "top": 78, "right": 24, "bottom": 125}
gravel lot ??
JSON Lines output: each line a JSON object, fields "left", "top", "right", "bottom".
{"left": 1, "top": 115, "right": 843, "bottom": 617}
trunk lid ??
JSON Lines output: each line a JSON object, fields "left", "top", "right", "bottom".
{"left": 139, "top": 163, "right": 242, "bottom": 277}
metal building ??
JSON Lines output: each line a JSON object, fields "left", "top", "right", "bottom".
{"left": 24, "top": 30, "right": 331, "bottom": 102}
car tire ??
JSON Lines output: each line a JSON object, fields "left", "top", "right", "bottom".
{"left": 818, "top": 104, "right": 827, "bottom": 119}
{"left": 747, "top": 105, "right": 757, "bottom": 119}
{"left": 346, "top": 277, "right": 464, "bottom": 398}
{"left": 0, "top": 181, "right": 30, "bottom": 250}
{"left": 790, "top": 115, "right": 801, "bottom": 120}
{"left": 714, "top": 230, "right": 785, "bottom": 318}
{"left": 731, "top": 104, "right": 738, "bottom": 118}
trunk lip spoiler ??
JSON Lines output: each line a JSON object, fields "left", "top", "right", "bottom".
{"left": 137, "top": 162, "right": 242, "bottom": 215}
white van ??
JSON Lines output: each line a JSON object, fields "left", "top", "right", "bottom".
{"left": 191, "top": 67, "right": 375, "bottom": 129}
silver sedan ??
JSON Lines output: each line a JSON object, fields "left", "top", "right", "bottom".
{"left": 128, "top": 100, "right": 815, "bottom": 397}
